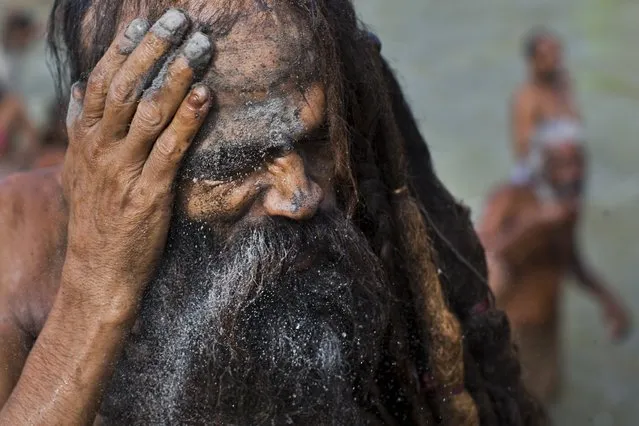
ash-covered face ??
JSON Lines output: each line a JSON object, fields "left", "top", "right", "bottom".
{"left": 176, "top": 5, "right": 335, "bottom": 226}
{"left": 97, "top": 3, "right": 390, "bottom": 424}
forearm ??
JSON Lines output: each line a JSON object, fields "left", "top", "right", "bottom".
{"left": 577, "top": 270, "right": 617, "bottom": 304}
{"left": 0, "top": 278, "right": 135, "bottom": 425}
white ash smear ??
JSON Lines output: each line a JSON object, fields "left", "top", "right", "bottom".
{"left": 216, "top": 95, "right": 304, "bottom": 149}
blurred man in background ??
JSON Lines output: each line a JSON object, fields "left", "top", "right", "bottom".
{"left": 30, "top": 100, "right": 66, "bottom": 169}
{"left": 477, "top": 121, "right": 631, "bottom": 404}
{"left": 509, "top": 27, "right": 581, "bottom": 181}
{"left": 0, "top": 10, "right": 40, "bottom": 88}
{"left": 0, "top": 10, "right": 41, "bottom": 176}
{"left": 0, "top": 87, "right": 38, "bottom": 176}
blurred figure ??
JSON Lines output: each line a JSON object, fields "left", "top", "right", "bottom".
{"left": 510, "top": 27, "right": 581, "bottom": 180}
{"left": 31, "top": 100, "right": 67, "bottom": 169}
{"left": 0, "top": 87, "right": 38, "bottom": 176}
{"left": 0, "top": 10, "right": 40, "bottom": 88}
{"left": 0, "top": 10, "right": 41, "bottom": 176}
{"left": 477, "top": 121, "right": 631, "bottom": 404}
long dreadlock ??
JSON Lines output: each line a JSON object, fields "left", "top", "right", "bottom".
{"left": 48, "top": 0, "right": 547, "bottom": 424}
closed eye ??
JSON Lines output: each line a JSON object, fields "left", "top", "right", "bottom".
{"left": 181, "top": 124, "right": 328, "bottom": 183}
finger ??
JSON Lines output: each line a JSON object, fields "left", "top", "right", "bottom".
{"left": 126, "top": 32, "right": 212, "bottom": 160}
{"left": 142, "top": 84, "right": 211, "bottom": 190}
{"left": 66, "top": 81, "right": 86, "bottom": 133}
{"left": 82, "top": 18, "right": 150, "bottom": 124}
{"left": 102, "top": 9, "right": 190, "bottom": 137}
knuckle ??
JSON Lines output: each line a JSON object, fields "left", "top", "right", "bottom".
{"left": 138, "top": 37, "right": 167, "bottom": 61}
{"left": 135, "top": 100, "right": 165, "bottom": 131}
{"left": 86, "top": 67, "right": 107, "bottom": 93}
{"left": 178, "top": 102, "right": 199, "bottom": 122}
{"left": 107, "top": 84, "right": 133, "bottom": 107}
{"left": 130, "top": 183, "right": 168, "bottom": 216}
{"left": 165, "top": 60, "right": 191, "bottom": 84}
{"left": 84, "top": 143, "right": 103, "bottom": 167}
{"left": 108, "top": 72, "right": 138, "bottom": 105}
{"left": 155, "top": 132, "right": 181, "bottom": 162}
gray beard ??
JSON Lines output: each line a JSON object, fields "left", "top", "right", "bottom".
{"left": 99, "top": 212, "right": 390, "bottom": 425}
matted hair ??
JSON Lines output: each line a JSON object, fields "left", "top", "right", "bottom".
{"left": 48, "top": 1, "right": 546, "bottom": 424}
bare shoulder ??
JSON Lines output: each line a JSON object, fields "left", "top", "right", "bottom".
{"left": 484, "top": 182, "right": 529, "bottom": 207}
{"left": 478, "top": 183, "right": 535, "bottom": 223}
{"left": 0, "top": 166, "right": 67, "bottom": 334}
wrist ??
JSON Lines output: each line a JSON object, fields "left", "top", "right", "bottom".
{"left": 59, "top": 259, "right": 141, "bottom": 329}
{"left": 58, "top": 283, "right": 139, "bottom": 331}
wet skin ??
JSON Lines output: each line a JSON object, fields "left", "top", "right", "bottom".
{"left": 478, "top": 144, "right": 629, "bottom": 328}
{"left": 511, "top": 35, "right": 581, "bottom": 160}
{"left": 476, "top": 144, "right": 631, "bottom": 401}
{"left": 0, "top": 7, "right": 335, "bottom": 423}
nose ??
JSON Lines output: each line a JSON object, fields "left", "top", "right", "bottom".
{"left": 262, "top": 152, "right": 324, "bottom": 221}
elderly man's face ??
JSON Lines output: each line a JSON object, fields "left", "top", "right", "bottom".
{"left": 175, "top": 8, "right": 335, "bottom": 229}
{"left": 99, "top": 5, "right": 389, "bottom": 424}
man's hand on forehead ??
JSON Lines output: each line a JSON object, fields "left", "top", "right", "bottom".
{"left": 0, "top": 9, "right": 220, "bottom": 425}
{"left": 64, "top": 8, "right": 214, "bottom": 304}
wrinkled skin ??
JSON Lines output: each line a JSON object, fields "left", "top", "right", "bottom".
{"left": 0, "top": 5, "right": 390, "bottom": 424}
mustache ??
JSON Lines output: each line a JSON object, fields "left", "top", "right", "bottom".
{"left": 168, "top": 209, "right": 384, "bottom": 279}
{"left": 147, "top": 209, "right": 391, "bottom": 344}
{"left": 193, "top": 211, "right": 389, "bottom": 323}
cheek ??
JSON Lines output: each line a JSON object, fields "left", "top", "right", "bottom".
{"left": 307, "top": 157, "right": 334, "bottom": 190}
{"left": 178, "top": 176, "right": 263, "bottom": 223}
{"left": 300, "top": 144, "right": 335, "bottom": 183}
{"left": 178, "top": 150, "right": 339, "bottom": 222}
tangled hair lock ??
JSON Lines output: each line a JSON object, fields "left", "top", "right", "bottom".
{"left": 48, "top": 0, "right": 547, "bottom": 424}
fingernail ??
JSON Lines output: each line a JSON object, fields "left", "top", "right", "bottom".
{"left": 151, "top": 9, "right": 189, "bottom": 40}
{"left": 120, "top": 18, "right": 150, "bottom": 54}
{"left": 190, "top": 84, "right": 210, "bottom": 107}
{"left": 67, "top": 82, "right": 85, "bottom": 126}
{"left": 70, "top": 81, "right": 86, "bottom": 101}
{"left": 183, "top": 32, "right": 212, "bottom": 68}
{"left": 125, "top": 18, "right": 149, "bottom": 43}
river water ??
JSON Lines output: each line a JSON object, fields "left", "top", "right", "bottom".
{"left": 3, "top": 0, "right": 639, "bottom": 424}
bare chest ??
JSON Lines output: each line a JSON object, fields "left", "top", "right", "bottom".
{"left": 533, "top": 88, "right": 579, "bottom": 122}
